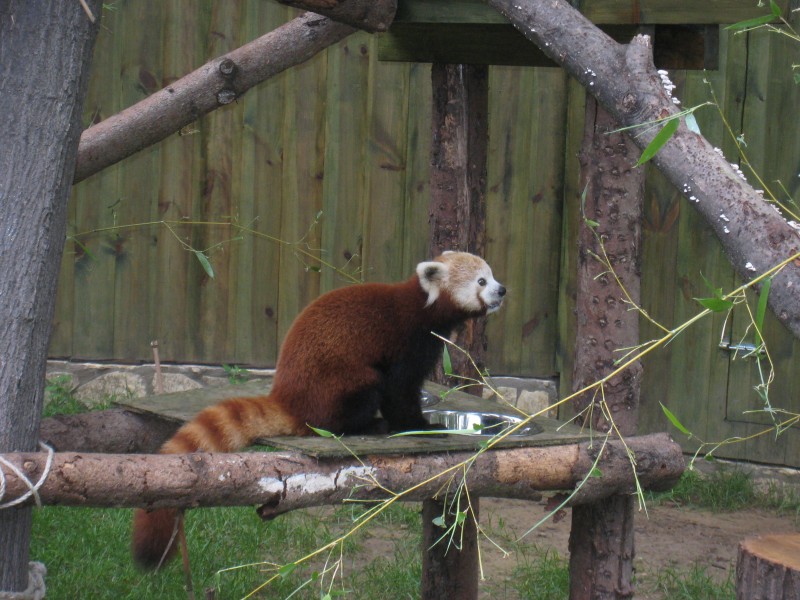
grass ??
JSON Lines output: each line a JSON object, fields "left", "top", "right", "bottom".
{"left": 649, "top": 467, "right": 800, "bottom": 517}
{"left": 650, "top": 564, "right": 735, "bottom": 600}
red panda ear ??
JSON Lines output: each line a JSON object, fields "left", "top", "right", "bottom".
{"left": 416, "top": 261, "right": 448, "bottom": 306}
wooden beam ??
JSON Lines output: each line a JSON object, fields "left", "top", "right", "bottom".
{"left": 0, "top": 434, "right": 684, "bottom": 510}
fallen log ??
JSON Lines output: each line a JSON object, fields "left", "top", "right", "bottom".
{"left": 0, "top": 433, "right": 683, "bottom": 513}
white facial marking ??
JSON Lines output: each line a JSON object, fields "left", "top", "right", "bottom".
{"left": 427, "top": 252, "right": 506, "bottom": 314}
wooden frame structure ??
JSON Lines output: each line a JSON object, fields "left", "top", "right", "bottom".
{"left": 2, "top": 0, "right": 795, "bottom": 598}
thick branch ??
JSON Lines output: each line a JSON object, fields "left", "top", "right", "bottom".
{"left": 275, "top": 0, "right": 397, "bottom": 32}
{"left": 0, "top": 434, "right": 682, "bottom": 511}
{"left": 39, "top": 409, "right": 178, "bottom": 453}
{"left": 74, "top": 12, "right": 359, "bottom": 182}
{"left": 487, "top": 0, "right": 800, "bottom": 339}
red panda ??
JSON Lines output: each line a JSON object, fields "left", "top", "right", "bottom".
{"left": 132, "top": 251, "right": 505, "bottom": 568}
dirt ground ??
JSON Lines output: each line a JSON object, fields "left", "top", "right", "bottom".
{"left": 468, "top": 497, "right": 800, "bottom": 598}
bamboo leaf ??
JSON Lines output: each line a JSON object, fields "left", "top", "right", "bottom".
{"left": 279, "top": 563, "right": 297, "bottom": 578}
{"left": 193, "top": 250, "right": 214, "bottom": 279}
{"left": 660, "top": 402, "right": 691, "bottom": 436}
{"left": 754, "top": 276, "right": 772, "bottom": 348}
{"left": 308, "top": 426, "right": 336, "bottom": 438}
{"left": 442, "top": 346, "right": 453, "bottom": 376}
{"left": 685, "top": 112, "right": 701, "bottom": 135}
{"left": 726, "top": 13, "right": 777, "bottom": 30}
{"left": 695, "top": 297, "right": 734, "bottom": 312}
{"left": 636, "top": 117, "right": 679, "bottom": 166}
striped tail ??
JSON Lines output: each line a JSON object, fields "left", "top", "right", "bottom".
{"left": 132, "top": 395, "right": 303, "bottom": 569}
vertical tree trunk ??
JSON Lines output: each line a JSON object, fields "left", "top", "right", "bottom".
{"left": 567, "top": 99, "right": 644, "bottom": 600}
{"left": 428, "top": 62, "right": 489, "bottom": 376}
{"left": 0, "top": 0, "right": 101, "bottom": 591}
{"left": 422, "top": 63, "right": 489, "bottom": 600}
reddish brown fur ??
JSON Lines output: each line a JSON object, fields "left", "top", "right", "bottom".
{"left": 132, "top": 254, "right": 500, "bottom": 568}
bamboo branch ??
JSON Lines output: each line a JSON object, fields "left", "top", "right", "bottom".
{"left": 486, "top": 0, "right": 800, "bottom": 339}
{"left": 0, "top": 434, "right": 683, "bottom": 512}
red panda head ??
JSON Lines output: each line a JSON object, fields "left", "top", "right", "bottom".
{"left": 416, "top": 251, "right": 506, "bottom": 315}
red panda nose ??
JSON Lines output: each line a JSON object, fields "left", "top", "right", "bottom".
{"left": 497, "top": 286, "right": 506, "bottom": 297}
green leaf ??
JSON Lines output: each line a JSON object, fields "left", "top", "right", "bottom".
{"left": 695, "top": 297, "right": 734, "bottom": 312}
{"left": 584, "top": 218, "right": 599, "bottom": 229}
{"left": 636, "top": 117, "right": 679, "bottom": 166}
{"left": 660, "top": 402, "right": 691, "bottom": 436}
{"left": 455, "top": 510, "right": 467, "bottom": 525}
{"left": 193, "top": 250, "right": 214, "bottom": 279}
{"left": 589, "top": 467, "right": 603, "bottom": 478}
{"left": 685, "top": 112, "right": 701, "bottom": 135}
{"left": 308, "top": 426, "right": 336, "bottom": 438}
{"left": 432, "top": 515, "right": 446, "bottom": 527}
{"left": 726, "top": 13, "right": 776, "bottom": 31}
{"left": 442, "top": 345, "right": 453, "bottom": 376}
{"left": 754, "top": 276, "right": 772, "bottom": 348}
{"left": 279, "top": 563, "right": 297, "bottom": 579}
{"left": 771, "top": 0, "right": 782, "bottom": 17}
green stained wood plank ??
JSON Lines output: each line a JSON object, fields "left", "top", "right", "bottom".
{"left": 68, "top": 6, "right": 125, "bottom": 360}
{"left": 195, "top": 2, "right": 246, "bottom": 364}
{"left": 152, "top": 0, "right": 208, "bottom": 364}
{"left": 556, "top": 78, "right": 587, "bottom": 408}
{"left": 277, "top": 31, "right": 327, "bottom": 348}
{"left": 723, "top": 25, "right": 800, "bottom": 465}
{"left": 118, "top": 379, "right": 588, "bottom": 457}
{"left": 233, "top": 2, "right": 288, "bottom": 366}
{"left": 362, "top": 44, "right": 411, "bottom": 281}
{"left": 380, "top": 24, "right": 715, "bottom": 69}
{"left": 485, "top": 67, "right": 564, "bottom": 377}
{"left": 111, "top": 1, "right": 164, "bottom": 361}
{"left": 400, "top": 62, "right": 432, "bottom": 273}
{"left": 320, "top": 33, "right": 372, "bottom": 292}
{"left": 394, "top": 0, "right": 789, "bottom": 25}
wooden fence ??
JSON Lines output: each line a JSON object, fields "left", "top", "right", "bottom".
{"left": 50, "top": 1, "right": 800, "bottom": 465}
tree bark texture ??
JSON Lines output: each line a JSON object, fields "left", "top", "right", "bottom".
{"left": 571, "top": 100, "right": 644, "bottom": 435}
{"left": 428, "top": 63, "right": 490, "bottom": 380}
{"left": 568, "top": 100, "right": 644, "bottom": 600}
{"left": 487, "top": 0, "right": 800, "bottom": 340}
{"left": 569, "top": 496, "right": 636, "bottom": 600}
{"left": 0, "top": 0, "right": 101, "bottom": 591}
{"left": 39, "top": 409, "right": 179, "bottom": 454}
{"left": 736, "top": 534, "right": 800, "bottom": 600}
{"left": 421, "top": 498, "right": 480, "bottom": 600}
{"left": 0, "top": 434, "right": 683, "bottom": 511}
{"left": 425, "top": 63, "right": 489, "bottom": 600}
{"left": 276, "top": 0, "right": 397, "bottom": 32}
{"left": 74, "top": 11, "right": 362, "bottom": 183}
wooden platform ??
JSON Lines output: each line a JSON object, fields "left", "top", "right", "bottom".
{"left": 117, "top": 379, "right": 589, "bottom": 458}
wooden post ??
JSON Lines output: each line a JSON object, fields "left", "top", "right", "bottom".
{"left": 422, "top": 62, "right": 488, "bottom": 600}
{"left": 567, "top": 98, "right": 644, "bottom": 600}
{"left": 0, "top": 0, "right": 101, "bottom": 592}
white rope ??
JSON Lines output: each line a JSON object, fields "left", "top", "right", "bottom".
{"left": 0, "top": 442, "right": 55, "bottom": 509}
{"left": 0, "top": 562, "right": 46, "bottom": 600}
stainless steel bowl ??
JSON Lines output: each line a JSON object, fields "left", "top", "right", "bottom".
{"left": 423, "top": 409, "right": 542, "bottom": 436}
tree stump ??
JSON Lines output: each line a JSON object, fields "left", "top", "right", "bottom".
{"left": 736, "top": 533, "right": 800, "bottom": 600}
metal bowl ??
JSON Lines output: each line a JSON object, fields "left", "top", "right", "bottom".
{"left": 419, "top": 389, "right": 440, "bottom": 408}
{"left": 423, "top": 409, "right": 542, "bottom": 436}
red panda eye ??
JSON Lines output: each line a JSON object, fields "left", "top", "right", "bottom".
{"left": 478, "top": 278, "right": 487, "bottom": 286}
